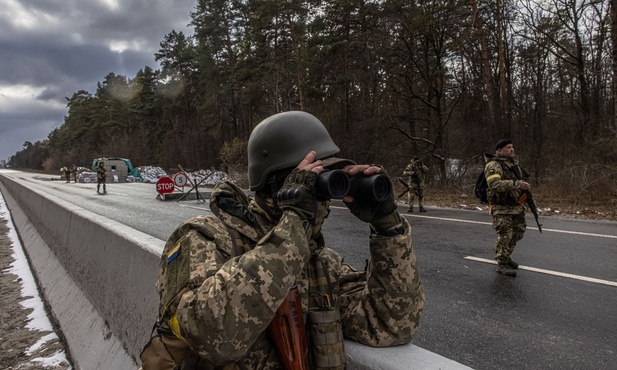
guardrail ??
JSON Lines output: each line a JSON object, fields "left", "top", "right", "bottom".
{"left": 0, "top": 172, "right": 470, "bottom": 370}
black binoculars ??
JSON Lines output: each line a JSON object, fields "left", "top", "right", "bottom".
{"left": 316, "top": 170, "right": 392, "bottom": 201}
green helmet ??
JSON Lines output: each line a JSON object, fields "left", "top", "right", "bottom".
{"left": 248, "top": 111, "right": 340, "bottom": 191}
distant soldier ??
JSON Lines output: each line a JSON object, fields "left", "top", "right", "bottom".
{"left": 402, "top": 156, "right": 429, "bottom": 212}
{"left": 61, "top": 167, "right": 71, "bottom": 183}
{"left": 95, "top": 161, "right": 107, "bottom": 194}
{"left": 484, "top": 139, "right": 531, "bottom": 277}
{"left": 71, "top": 164, "right": 78, "bottom": 183}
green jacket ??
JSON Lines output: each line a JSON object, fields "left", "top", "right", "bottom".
{"left": 402, "top": 161, "right": 429, "bottom": 188}
{"left": 483, "top": 153, "right": 528, "bottom": 215}
{"left": 150, "top": 180, "right": 425, "bottom": 369}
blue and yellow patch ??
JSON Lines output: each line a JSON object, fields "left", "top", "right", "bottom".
{"left": 167, "top": 243, "right": 181, "bottom": 263}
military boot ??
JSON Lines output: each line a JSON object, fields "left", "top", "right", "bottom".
{"left": 507, "top": 259, "right": 519, "bottom": 269}
{"left": 407, "top": 207, "right": 413, "bottom": 213}
{"left": 496, "top": 264, "right": 517, "bottom": 277}
{"left": 419, "top": 207, "right": 427, "bottom": 212}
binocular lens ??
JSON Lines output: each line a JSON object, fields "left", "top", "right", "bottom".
{"left": 349, "top": 173, "right": 392, "bottom": 202}
{"left": 316, "top": 170, "right": 392, "bottom": 201}
{"left": 315, "top": 170, "right": 350, "bottom": 199}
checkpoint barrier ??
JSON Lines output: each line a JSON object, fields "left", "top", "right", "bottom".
{"left": 0, "top": 172, "right": 470, "bottom": 370}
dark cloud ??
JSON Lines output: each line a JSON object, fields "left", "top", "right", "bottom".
{"left": 0, "top": 0, "right": 195, "bottom": 161}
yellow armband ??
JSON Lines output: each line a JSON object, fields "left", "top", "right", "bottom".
{"left": 170, "top": 312, "right": 185, "bottom": 340}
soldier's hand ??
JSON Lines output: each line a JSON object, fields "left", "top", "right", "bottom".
{"left": 277, "top": 152, "right": 323, "bottom": 223}
{"left": 342, "top": 165, "right": 400, "bottom": 231}
{"left": 518, "top": 181, "right": 531, "bottom": 191}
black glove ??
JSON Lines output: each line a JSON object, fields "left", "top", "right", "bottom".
{"left": 344, "top": 168, "right": 400, "bottom": 232}
{"left": 277, "top": 169, "right": 318, "bottom": 223}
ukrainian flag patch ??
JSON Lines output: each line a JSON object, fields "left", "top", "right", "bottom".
{"left": 167, "top": 243, "right": 181, "bottom": 263}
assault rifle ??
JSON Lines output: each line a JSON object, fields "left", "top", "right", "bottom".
{"left": 267, "top": 286, "right": 309, "bottom": 370}
{"left": 511, "top": 165, "right": 542, "bottom": 233}
{"left": 397, "top": 177, "right": 411, "bottom": 198}
{"left": 518, "top": 191, "right": 542, "bottom": 233}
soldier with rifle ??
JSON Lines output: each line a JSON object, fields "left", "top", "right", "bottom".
{"left": 484, "top": 139, "right": 541, "bottom": 277}
{"left": 401, "top": 156, "right": 429, "bottom": 212}
{"left": 140, "top": 111, "right": 425, "bottom": 370}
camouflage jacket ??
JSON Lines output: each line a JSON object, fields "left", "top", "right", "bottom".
{"left": 402, "top": 161, "right": 428, "bottom": 187}
{"left": 96, "top": 166, "right": 106, "bottom": 180}
{"left": 152, "top": 180, "right": 425, "bottom": 369}
{"left": 483, "top": 153, "right": 528, "bottom": 215}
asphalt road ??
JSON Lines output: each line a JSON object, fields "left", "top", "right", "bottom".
{"left": 2, "top": 170, "right": 616, "bottom": 370}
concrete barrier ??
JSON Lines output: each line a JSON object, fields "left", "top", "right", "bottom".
{"left": 0, "top": 172, "right": 470, "bottom": 370}
{"left": 0, "top": 174, "right": 162, "bottom": 369}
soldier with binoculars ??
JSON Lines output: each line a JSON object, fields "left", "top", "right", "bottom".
{"left": 141, "top": 111, "right": 424, "bottom": 370}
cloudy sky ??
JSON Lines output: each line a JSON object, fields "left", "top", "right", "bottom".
{"left": 0, "top": 0, "right": 196, "bottom": 162}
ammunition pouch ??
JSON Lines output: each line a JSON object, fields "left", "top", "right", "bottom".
{"left": 140, "top": 327, "right": 191, "bottom": 370}
{"left": 307, "top": 309, "right": 346, "bottom": 370}
{"left": 140, "top": 327, "right": 222, "bottom": 370}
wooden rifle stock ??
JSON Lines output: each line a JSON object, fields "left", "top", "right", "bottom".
{"left": 518, "top": 191, "right": 543, "bottom": 233}
{"left": 267, "top": 286, "right": 309, "bottom": 370}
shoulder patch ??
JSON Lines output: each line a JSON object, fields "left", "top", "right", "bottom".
{"left": 167, "top": 243, "right": 181, "bottom": 263}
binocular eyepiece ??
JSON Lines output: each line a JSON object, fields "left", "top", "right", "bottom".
{"left": 316, "top": 169, "right": 392, "bottom": 201}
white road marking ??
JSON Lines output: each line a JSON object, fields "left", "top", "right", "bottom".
{"left": 402, "top": 214, "right": 617, "bottom": 239}
{"left": 464, "top": 256, "right": 617, "bottom": 287}
{"left": 330, "top": 205, "right": 616, "bottom": 239}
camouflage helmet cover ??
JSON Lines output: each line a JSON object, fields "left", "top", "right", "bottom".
{"left": 248, "top": 111, "right": 340, "bottom": 191}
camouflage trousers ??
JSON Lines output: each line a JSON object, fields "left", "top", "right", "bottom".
{"left": 492, "top": 213, "right": 526, "bottom": 265}
{"left": 407, "top": 182, "right": 424, "bottom": 209}
{"left": 97, "top": 178, "right": 107, "bottom": 192}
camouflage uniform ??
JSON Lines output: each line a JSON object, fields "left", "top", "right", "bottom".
{"left": 61, "top": 167, "right": 71, "bottom": 183}
{"left": 96, "top": 163, "right": 107, "bottom": 193}
{"left": 402, "top": 159, "right": 429, "bottom": 212}
{"left": 483, "top": 153, "right": 528, "bottom": 266}
{"left": 71, "top": 164, "right": 78, "bottom": 182}
{"left": 142, "top": 180, "right": 425, "bottom": 370}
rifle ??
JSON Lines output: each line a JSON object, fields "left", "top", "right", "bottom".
{"left": 518, "top": 191, "right": 542, "bottom": 233}
{"left": 267, "top": 286, "right": 309, "bottom": 370}
{"left": 510, "top": 165, "right": 542, "bottom": 233}
{"left": 397, "top": 177, "right": 411, "bottom": 198}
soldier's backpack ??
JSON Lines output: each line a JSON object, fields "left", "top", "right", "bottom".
{"left": 474, "top": 171, "right": 489, "bottom": 204}
{"left": 474, "top": 160, "right": 506, "bottom": 204}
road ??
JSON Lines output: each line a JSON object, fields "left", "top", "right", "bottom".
{"left": 2, "top": 170, "right": 616, "bottom": 370}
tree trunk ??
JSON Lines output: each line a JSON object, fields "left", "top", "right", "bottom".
{"left": 470, "top": 0, "right": 497, "bottom": 134}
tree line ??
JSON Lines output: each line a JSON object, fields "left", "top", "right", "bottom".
{"left": 10, "top": 0, "right": 617, "bottom": 197}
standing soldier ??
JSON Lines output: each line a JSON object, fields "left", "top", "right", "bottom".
{"left": 71, "top": 164, "right": 78, "bottom": 183}
{"left": 402, "top": 156, "right": 429, "bottom": 212}
{"left": 61, "top": 166, "right": 71, "bottom": 183}
{"left": 484, "top": 139, "right": 531, "bottom": 277}
{"left": 95, "top": 161, "right": 107, "bottom": 194}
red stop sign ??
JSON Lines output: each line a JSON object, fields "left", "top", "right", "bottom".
{"left": 156, "top": 176, "right": 175, "bottom": 195}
